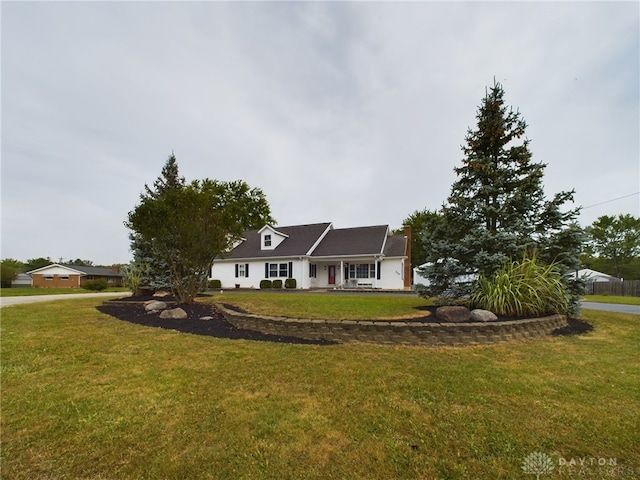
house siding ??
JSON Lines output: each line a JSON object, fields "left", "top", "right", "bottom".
{"left": 209, "top": 223, "right": 409, "bottom": 290}
{"left": 32, "top": 274, "right": 82, "bottom": 288}
{"left": 211, "top": 257, "right": 406, "bottom": 290}
{"left": 28, "top": 264, "right": 123, "bottom": 288}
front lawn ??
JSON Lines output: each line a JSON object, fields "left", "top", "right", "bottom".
{"left": 207, "top": 292, "right": 434, "bottom": 320}
{"left": 0, "top": 286, "right": 127, "bottom": 297}
{"left": 582, "top": 294, "right": 640, "bottom": 306}
{"left": 2, "top": 298, "right": 639, "bottom": 479}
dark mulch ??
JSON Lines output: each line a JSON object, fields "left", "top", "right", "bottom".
{"left": 96, "top": 297, "right": 335, "bottom": 345}
{"left": 96, "top": 296, "right": 592, "bottom": 344}
{"left": 551, "top": 317, "right": 594, "bottom": 336}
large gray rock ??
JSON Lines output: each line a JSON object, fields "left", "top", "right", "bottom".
{"left": 153, "top": 290, "right": 171, "bottom": 298}
{"left": 159, "top": 307, "right": 188, "bottom": 319}
{"left": 145, "top": 300, "right": 168, "bottom": 312}
{"left": 436, "top": 306, "right": 471, "bottom": 323}
{"left": 470, "top": 309, "right": 498, "bottom": 322}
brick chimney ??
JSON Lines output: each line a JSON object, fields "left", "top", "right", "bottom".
{"left": 403, "top": 225, "right": 412, "bottom": 288}
{"left": 111, "top": 265, "right": 120, "bottom": 274}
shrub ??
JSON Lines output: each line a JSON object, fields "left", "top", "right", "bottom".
{"left": 272, "top": 279, "right": 283, "bottom": 289}
{"left": 121, "top": 262, "right": 150, "bottom": 296}
{"left": 470, "top": 253, "right": 569, "bottom": 317}
{"left": 285, "top": 278, "right": 297, "bottom": 289}
{"left": 84, "top": 279, "right": 108, "bottom": 291}
{"left": 208, "top": 279, "right": 222, "bottom": 289}
{"left": 260, "top": 279, "right": 272, "bottom": 289}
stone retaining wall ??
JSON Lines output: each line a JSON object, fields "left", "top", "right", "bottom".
{"left": 215, "top": 304, "right": 567, "bottom": 347}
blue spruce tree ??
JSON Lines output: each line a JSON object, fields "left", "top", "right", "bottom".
{"left": 420, "top": 80, "right": 583, "bottom": 312}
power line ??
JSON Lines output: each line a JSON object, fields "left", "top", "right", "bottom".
{"left": 582, "top": 192, "right": 640, "bottom": 210}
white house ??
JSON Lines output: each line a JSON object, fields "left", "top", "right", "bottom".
{"left": 573, "top": 268, "right": 620, "bottom": 283}
{"left": 210, "top": 222, "right": 411, "bottom": 290}
{"left": 11, "top": 273, "right": 33, "bottom": 288}
{"left": 413, "top": 262, "right": 477, "bottom": 287}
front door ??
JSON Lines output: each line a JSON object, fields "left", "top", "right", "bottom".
{"left": 328, "top": 265, "right": 336, "bottom": 285}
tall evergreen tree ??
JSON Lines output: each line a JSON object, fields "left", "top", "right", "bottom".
{"left": 420, "top": 80, "right": 583, "bottom": 310}
{"left": 144, "top": 152, "right": 185, "bottom": 200}
{"left": 128, "top": 153, "right": 186, "bottom": 292}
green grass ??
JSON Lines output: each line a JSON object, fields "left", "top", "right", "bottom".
{"left": 2, "top": 298, "right": 639, "bottom": 479}
{"left": 0, "top": 286, "right": 127, "bottom": 297}
{"left": 583, "top": 294, "right": 640, "bottom": 306}
{"left": 209, "top": 292, "right": 434, "bottom": 320}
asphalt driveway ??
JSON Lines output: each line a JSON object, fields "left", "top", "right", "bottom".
{"left": 0, "top": 291, "right": 131, "bottom": 308}
{"left": 580, "top": 301, "right": 640, "bottom": 315}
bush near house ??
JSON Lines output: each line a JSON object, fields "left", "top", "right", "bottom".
{"left": 259, "top": 279, "right": 272, "bottom": 289}
{"left": 285, "top": 278, "right": 297, "bottom": 289}
{"left": 208, "top": 279, "right": 222, "bottom": 289}
{"left": 83, "top": 279, "right": 108, "bottom": 291}
{"left": 272, "top": 279, "right": 283, "bottom": 289}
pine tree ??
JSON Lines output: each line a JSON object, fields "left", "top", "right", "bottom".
{"left": 143, "top": 152, "right": 185, "bottom": 200}
{"left": 420, "top": 80, "right": 583, "bottom": 311}
{"left": 128, "top": 153, "right": 186, "bottom": 292}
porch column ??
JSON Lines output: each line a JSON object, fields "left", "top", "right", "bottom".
{"left": 340, "top": 260, "right": 344, "bottom": 287}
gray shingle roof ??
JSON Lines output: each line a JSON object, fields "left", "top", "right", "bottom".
{"left": 310, "top": 225, "right": 389, "bottom": 257}
{"left": 382, "top": 234, "right": 407, "bottom": 257}
{"left": 224, "top": 222, "right": 407, "bottom": 260}
{"left": 64, "top": 265, "right": 123, "bottom": 277}
{"left": 225, "top": 223, "right": 332, "bottom": 259}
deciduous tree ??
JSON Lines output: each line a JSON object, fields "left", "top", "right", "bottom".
{"left": 1, "top": 258, "right": 23, "bottom": 287}
{"left": 126, "top": 155, "right": 274, "bottom": 303}
{"left": 399, "top": 209, "right": 444, "bottom": 269}
{"left": 584, "top": 214, "right": 640, "bottom": 279}
{"left": 24, "top": 257, "right": 52, "bottom": 271}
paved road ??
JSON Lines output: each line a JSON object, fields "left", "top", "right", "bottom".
{"left": 0, "top": 292, "right": 131, "bottom": 308}
{"left": 581, "top": 301, "right": 640, "bottom": 315}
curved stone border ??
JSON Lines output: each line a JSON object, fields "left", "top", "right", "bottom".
{"left": 215, "top": 303, "right": 567, "bottom": 347}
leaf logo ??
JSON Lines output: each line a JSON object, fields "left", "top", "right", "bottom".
{"left": 522, "top": 451, "right": 555, "bottom": 479}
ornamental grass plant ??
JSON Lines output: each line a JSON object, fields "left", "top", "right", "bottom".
{"left": 470, "top": 254, "right": 569, "bottom": 317}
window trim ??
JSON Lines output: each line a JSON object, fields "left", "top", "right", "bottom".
{"left": 347, "top": 263, "right": 377, "bottom": 279}
{"left": 266, "top": 262, "right": 292, "bottom": 278}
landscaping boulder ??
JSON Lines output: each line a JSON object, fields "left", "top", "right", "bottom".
{"left": 145, "top": 300, "right": 168, "bottom": 312}
{"left": 470, "top": 309, "right": 498, "bottom": 322}
{"left": 436, "top": 306, "right": 471, "bottom": 323}
{"left": 159, "top": 307, "right": 188, "bottom": 319}
{"left": 153, "top": 290, "right": 171, "bottom": 298}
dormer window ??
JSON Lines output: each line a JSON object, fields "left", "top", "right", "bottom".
{"left": 259, "top": 225, "right": 288, "bottom": 250}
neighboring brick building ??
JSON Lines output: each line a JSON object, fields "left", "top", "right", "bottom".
{"left": 27, "top": 264, "right": 123, "bottom": 288}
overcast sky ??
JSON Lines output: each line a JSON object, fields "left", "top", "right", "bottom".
{"left": 2, "top": 1, "right": 638, "bottom": 266}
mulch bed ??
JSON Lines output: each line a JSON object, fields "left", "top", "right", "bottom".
{"left": 96, "top": 296, "right": 593, "bottom": 344}
{"left": 96, "top": 296, "right": 336, "bottom": 345}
